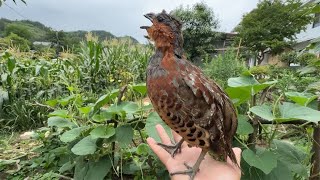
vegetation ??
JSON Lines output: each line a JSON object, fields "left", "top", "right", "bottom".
{"left": 236, "top": 0, "right": 317, "bottom": 64}
{"left": 1, "top": 1, "right": 320, "bottom": 180}
{"left": 172, "top": 2, "right": 221, "bottom": 62}
{"left": 0, "top": 18, "right": 139, "bottom": 53}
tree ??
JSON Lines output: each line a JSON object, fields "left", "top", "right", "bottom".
{"left": 0, "top": 32, "right": 31, "bottom": 51}
{"left": 236, "top": 0, "right": 315, "bottom": 64}
{"left": 172, "top": 2, "right": 221, "bottom": 62}
{"left": 4, "top": 23, "right": 32, "bottom": 40}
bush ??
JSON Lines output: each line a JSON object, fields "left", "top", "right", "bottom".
{"left": 297, "top": 52, "right": 317, "bottom": 66}
{"left": 203, "top": 50, "right": 247, "bottom": 87}
{"left": 279, "top": 51, "right": 298, "bottom": 65}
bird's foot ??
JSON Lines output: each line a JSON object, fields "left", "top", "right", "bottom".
{"left": 170, "top": 162, "right": 199, "bottom": 180}
{"left": 157, "top": 139, "right": 183, "bottom": 157}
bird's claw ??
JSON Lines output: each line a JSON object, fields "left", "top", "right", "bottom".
{"left": 170, "top": 162, "right": 198, "bottom": 180}
{"left": 157, "top": 142, "right": 182, "bottom": 157}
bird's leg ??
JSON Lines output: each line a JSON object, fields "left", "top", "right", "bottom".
{"left": 157, "top": 138, "right": 184, "bottom": 157}
{"left": 170, "top": 149, "right": 207, "bottom": 180}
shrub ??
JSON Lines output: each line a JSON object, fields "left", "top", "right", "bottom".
{"left": 203, "top": 50, "right": 247, "bottom": 87}
{"left": 279, "top": 51, "right": 298, "bottom": 65}
{"left": 297, "top": 52, "right": 317, "bottom": 66}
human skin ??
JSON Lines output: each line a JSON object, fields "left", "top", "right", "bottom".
{"left": 147, "top": 124, "right": 242, "bottom": 180}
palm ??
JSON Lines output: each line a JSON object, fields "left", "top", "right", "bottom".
{"left": 147, "top": 124, "right": 241, "bottom": 180}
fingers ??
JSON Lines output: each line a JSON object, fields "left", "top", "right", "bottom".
{"left": 232, "top": 147, "right": 242, "bottom": 166}
{"left": 147, "top": 137, "right": 170, "bottom": 164}
{"left": 156, "top": 124, "right": 172, "bottom": 145}
{"left": 172, "top": 130, "right": 182, "bottom": 143}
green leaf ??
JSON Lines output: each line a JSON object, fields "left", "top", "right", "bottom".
{"left": 263, "top": 160, "right": 293, "bottom": 180}
{"left": 145, "top": 112, "right": 173, "bottom": 142}
{"left": 90, "top": 89, "right": 119, "bottom": 117}
{"left": 285, "top": 91, "right": 317, "bottom": 106}
{"left": 71, "top": 136, "right": 97, "bottom": 155}
{"left": 131, "top": 83, "right": 147, "bottom": 95}
{"left": 78, "top": 106, "right": 92, "bottom": 115}
{"left": 278, "top": 102, "right": 320, "bottom": 122}
{"left": 84, "top": 156, "right": 112, "bottom": 180}
{"left": 242, "top": 149, "right": 277, "bottom": 174}
{"left": 59, "top": 161, "right": 75, "bottom": 173}
{"left": 49, "top": 110, "right": 69, "bottom": 118}
{"left": 92, "top": 111, "right": 113, "bottom": 122}
{"left": 226, "top": 86, "right": 251, "bottom": 106}
{"left": 271, "top": 140, "right": 308, "bottom": 178}
{"left": 136, "top": 143, "right": 150, "bottom": 156}
{"left": 60, "top": 127, "right": 88, "bottom": 143}
{"left": 47, "top": 117, "right": 76, "bottom": 128}
{"left": 250, "top": 104, "right": 275, "bottom": 121}
{"left": 45, "top": 99, "right": 58, "bottom": 107}
{"left": 74, "top": 157, "right": 89, "bottom": 180}
{"left": 115, "top": 125, "right": 134, "bottom": 147}
{"left": 7, "top": 57, "right": 16, "bottom": 74}
{"left": 228, "top": 76, "right": 259, "bottom": 87}
{"left": 236, "top": 115, "right": 253, "bottom": 135}
{"left": 90, "top": 126, "right": 115, "bottom": 139}
{"left": 122, "top": 102, "right": 139, "bottom": 114}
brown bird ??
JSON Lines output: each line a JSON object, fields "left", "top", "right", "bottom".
{"left": 141, "top": 10, "right": 238, "bottom": 179}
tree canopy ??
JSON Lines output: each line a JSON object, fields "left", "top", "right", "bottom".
{"left": 236, "top": 0, "right": 315, "bottom": 59}
{"left": 172, "top": 2, "right": 221, "bottom": 61}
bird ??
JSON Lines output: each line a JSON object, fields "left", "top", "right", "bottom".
{"left": 141, "top": 10, "right": 238, "bottom": 179}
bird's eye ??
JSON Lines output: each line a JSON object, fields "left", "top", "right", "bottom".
{"left": 158, "top": 16, "right": 165, "bottom": 22}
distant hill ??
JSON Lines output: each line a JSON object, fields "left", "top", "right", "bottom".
{"left": 0, "top": 18, "right": 139, "bottom": 44}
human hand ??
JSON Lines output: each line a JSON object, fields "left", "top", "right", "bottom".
{"left": 147, "top": 124, "right": 242, "bottom": 180}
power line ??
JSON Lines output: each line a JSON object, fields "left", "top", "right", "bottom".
{"left": 3, "top": 2, "right": 28, "bottom": 19}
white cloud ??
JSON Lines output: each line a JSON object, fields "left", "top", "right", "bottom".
{"left": 0, "top": 0, "right": 258, "bottom": 42}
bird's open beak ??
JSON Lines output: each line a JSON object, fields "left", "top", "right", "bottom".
{"left": 140, "top": 13, "right": 156, "bottom": 30}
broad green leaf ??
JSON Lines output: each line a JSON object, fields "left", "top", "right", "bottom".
{"left": 59, "top": 95, "right": 75, "bottom": 106}
{"left": 49, "top": 110, "right": 69, "bottom": 118}
{"left": 7, "top": 57, "right": 16, "bottom": 74}
{"left": 71, "top": 136, "right": 97, "bottom": 155}
{"left": 122, "top": 102, "right": 139, "bottom": 114}
{"left": 271, "top": 140, "right": 308, "bottom": 178}
{"left": 227, "top": 76, "right": 276, "bottom": 105}
{"left": 228, "top": 76, "right": 259, "bottom": 87}
{"left": 278, "top": 102, "right": 320, "bottom": 122}
{"left": 45, "top": 99, "right": 58, "bottom": 107}
{"left": 285, "top": 91, "right": 317, "bottom": 106}
{"left": 115, "top": 125, "right": 133, "bottom": 147}
{"left": 226, "top": 86, "right": 251, "bottom": 106}
{"left": 90, "top": 89, "right": 119, "bottom": 117}
{"left": 90, "top": 126, "right": 115, "bottom": 139}
{"left": 236, "top": 115, "right": 253, "bottom": 135}
{"left": 84, "top": 156, "right": 112, "bottom": 180}
{"left": 263, "top": 160, "right": 293, "bottom": 180}
{"left": 107, "top": 102, "right": 139, "bottom": 117}
{"left": 78, "top": 106, "right": 92, "bottom": 115}
{"left": 60, "top": 127, "right": 88, "bottom": 143}
{"left": 92, "top": 111, "right": 113, "bottom": 122}
{"left": 47, "top": 117, "right": 76, "bottom": 128}
{"left": 136, "top": 143, "right": 150, "bottom": 156}
{"left": 74, "top": 157, "right": 89, "bottom": 180}
{"left": 145, "top": 112, "right": 172, "bottom": 142}
{"left": 242, "top": 149, "right": 277, "bottom": 174}
{"left": 250, "top": 104, "right": 275, "bottom": 121}
{"left": 131, "top": 83, "right": 147, "bottom": 95}
{"left": 59, "top": 161, "right": 75, "bottom": 173}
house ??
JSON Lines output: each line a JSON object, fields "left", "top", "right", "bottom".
{"left": 293, "top": 0, "right": 320, "bottom": 56}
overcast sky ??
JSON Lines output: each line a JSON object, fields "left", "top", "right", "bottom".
{"left": 0, "top": 0, "right": 259, "bottom": 43}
